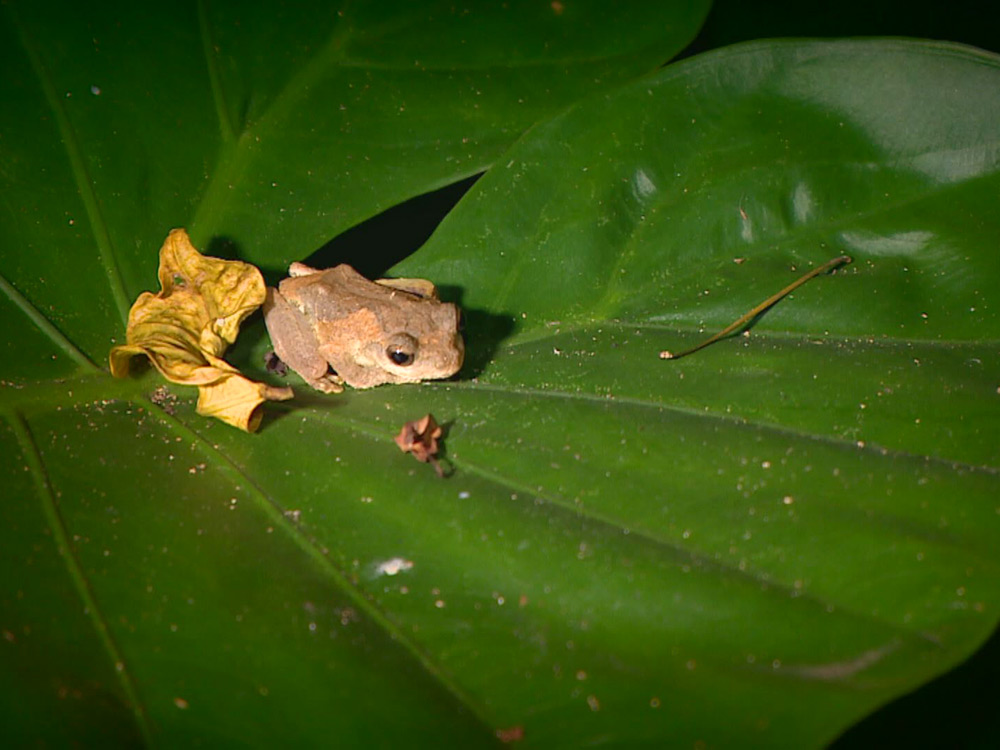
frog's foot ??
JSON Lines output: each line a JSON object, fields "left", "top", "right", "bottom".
{"left": 307, "top": 372, "right": 345, "bottom": 394}
{"left": 288, "top": 262, "right": 320, "bottom": 277}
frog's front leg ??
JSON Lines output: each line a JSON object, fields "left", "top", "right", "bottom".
{"left": 263, "top": 288, "right": 345, "bottom": 393}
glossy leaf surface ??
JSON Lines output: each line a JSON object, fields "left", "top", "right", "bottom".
{"left": 0, "top": 0, "right": 709, "bottom": 370}
{"left": 2, "top": 6, "right": 998, "bottom": 747}
{"left": 390, "top": 38, "right": 1000, "bottom": 746}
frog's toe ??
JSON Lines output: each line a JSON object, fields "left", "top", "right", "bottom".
{"left": 309, "top": 372, "right": 345, "bottom": 394}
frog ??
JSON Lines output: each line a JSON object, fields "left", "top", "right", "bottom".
{"left": 263, "top": 262, "right": 464, "bottom": 393}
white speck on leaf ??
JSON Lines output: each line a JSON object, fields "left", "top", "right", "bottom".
{"left": 633, "top": 168, "right": 657, "bottom": 199}
{"left": 375, "top": 557, "right": 414, "bottom": 577}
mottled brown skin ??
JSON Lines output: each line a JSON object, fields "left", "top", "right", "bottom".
{"left": 263, "top": 263, "right": 464, "bottom": 393}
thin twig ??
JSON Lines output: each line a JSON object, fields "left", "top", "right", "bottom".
{"left": 660, "top": 255, "right": 852, "bottom": 360}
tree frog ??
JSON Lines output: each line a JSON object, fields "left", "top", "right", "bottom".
{"left": 263, "top": 262, "right": 464, "bottom": 393}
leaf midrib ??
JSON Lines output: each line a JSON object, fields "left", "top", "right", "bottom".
{"left": 292, "top": 404, "right": 958, "bottom": 652}
{"left": 0, "top": 271, "right": 99, "bottom": 373}
{"left": 432, "top": 379, "right": 1000, "bottom": 476}
{"left": 158, "top": 403, "right": 498, "bottom": 736}
{"left": 500, "top": 318, "right": 1000, "bottom": 352}
{"left": 9, "top": 410, "right": 152, "bottom": 745}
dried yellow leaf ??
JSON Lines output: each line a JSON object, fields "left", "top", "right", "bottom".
{"left": 195, "top": 373, "right": 293, "bottom": 433}
{"left": 110, "top": 228, "right": 293, "bottom": 432}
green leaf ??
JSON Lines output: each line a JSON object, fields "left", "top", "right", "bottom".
{"left": 394, "top": 39, "right": 1000, "bottom": 745}
{"left": 3, "top": 10, "right": 999, "bottom": 750}
{"left": 0, "top": 0, "right": 709, "bottom": 370}
{"left": 1, "top": 1, "right": 715, "bottom": 746}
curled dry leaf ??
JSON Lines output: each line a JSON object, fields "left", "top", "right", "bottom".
{"left": 394, "top": 414, "right": 446, "bottom": 477}
{"left": 109, "top": 228, "right": 293, "bottom": 432}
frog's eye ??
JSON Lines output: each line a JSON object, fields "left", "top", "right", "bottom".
{"left": 385, "top": 334, "right": 418, "bottom": 367}
{"left": 389, "top": 349, "right": 414, "bottom": 366}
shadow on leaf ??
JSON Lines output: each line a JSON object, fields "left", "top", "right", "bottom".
{"left": 304, "top": 175, "right": 481, "bottom": 277}
{"left": 435, "top": 284, "right": 516, "bottom": 380}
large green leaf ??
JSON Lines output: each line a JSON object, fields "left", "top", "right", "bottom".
{"left": 2, "top": 9, "right": 998, "bottom": 750}
{"left": 389, "top": 40, "right": 1000, "bottom": 745}
{"left": 0, "top": 0, "right": 709, "bottom": 374}
{"left": 0, "top": 2, "right": 719, "bottom": 746}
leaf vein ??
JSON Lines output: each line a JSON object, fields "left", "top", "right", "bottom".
{"left": 197, "top": 0, "right": 236, "bottom": 143}
{"left": 504, "top": 320, "right": 1000, "bottom": 351}
{"left": 7, "top": 410, "right": 152, "bottom": 744}
{"left": 444, "top": 451, "right": 953, "bottom": 646}
{"left": 0, "top": 271, "right": 99, "bottom": 373}
{"left": 189, "top": 10, "right": 354, "bottom": 240}
{"left": 295, "top": 406, "right": 952, "bottom": 649}
{"left": 5, "top": 2, "right": 130, "bottom": 325}
{"left": 432, "top": 380, "right": 1000, "bottom": 475}
{"left": 146, "top": 404, "right": 498, "bottom": 735}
